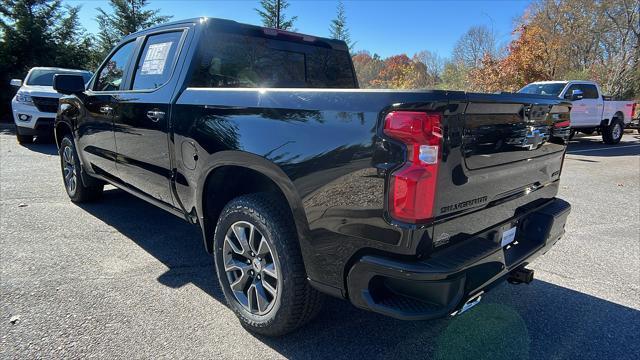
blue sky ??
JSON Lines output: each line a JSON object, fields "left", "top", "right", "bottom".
{"left": 66, "top": 0, "right": 531, "bottom": 58}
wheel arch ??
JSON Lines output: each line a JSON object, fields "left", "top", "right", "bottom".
{"left": 601, "top": 111, "right": 625, "bottom": 127}
{"left": 54, "top": 121, "right": 73, "bottom": 148}
{"left": 196, "top": 151, "right": 310, "bottom": 254}
{"left": 613, "top": 111, "right": 624, "bottom": 122}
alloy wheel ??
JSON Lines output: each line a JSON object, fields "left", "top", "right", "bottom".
{"left": 62, "top": 145, "right": 77, "bottom": 194}
{"left": 223, "top": 221, "right": 280, "bottom": 315}
{"left": 612, "top": 123, "right": 622, "bottom": 140}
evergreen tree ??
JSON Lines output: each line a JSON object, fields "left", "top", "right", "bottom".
{"left": 329, "top": 1, "right": 354, "bottom": 51}
{"left": 255, "top": 0, "right": 297, "bottom": 30}
{"left": 96, "top": 0, "right": 171, "bottom": 57}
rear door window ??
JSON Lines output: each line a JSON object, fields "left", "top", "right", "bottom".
{"left": 132, "top": 31, "right": 183, "bottom": 90}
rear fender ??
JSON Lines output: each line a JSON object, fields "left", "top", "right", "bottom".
{"left": 195, "top": 151, "right": 310, "bottom": 251}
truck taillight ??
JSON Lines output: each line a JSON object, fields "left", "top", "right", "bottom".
{"left": 554, "top": 120, "right": 571, "bottom": 128}
{"left": 384, "top": 111, "right": 442, "bottom": 223}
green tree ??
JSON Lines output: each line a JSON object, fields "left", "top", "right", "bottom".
{"left": 329, "top": 1, "right": 354, "bottom": 51}
{"left": 96, "top": 0, "right": 171, "bottom": 57}
{"left": 439, "top": 61, "right": 470, "bottom": 91}
{"left": 0, "top": 0, "right": 92, "bottom": 120}
{"left": 255, "top": 0, "right": 297, "bottom": 30}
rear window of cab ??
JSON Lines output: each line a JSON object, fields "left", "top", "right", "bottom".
{"left": 188, "top": 25, "right": 356, "bottom": 89}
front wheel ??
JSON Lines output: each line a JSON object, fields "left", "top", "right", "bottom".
{"left": 213, "top": 193, "right": 323, "bottom": 336}
{"left": 602, "top": 118, "right": 624, "bottom": 144}
{"left": 59, "top": 135, "right": 103, "bottom": 202}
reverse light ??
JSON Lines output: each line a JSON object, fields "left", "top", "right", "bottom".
{"left": 384, "top": 111, "right": 442, "bottom": 223}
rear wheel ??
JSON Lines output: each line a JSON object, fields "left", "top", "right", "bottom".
{"left": 213, "top": 193, "right": 323, "bottom": 336}
{"left": 602, "top": 118, "right": 624, "bottom": 144}
{"left": 59, "top": 135, "right": 103, "bottom": 202}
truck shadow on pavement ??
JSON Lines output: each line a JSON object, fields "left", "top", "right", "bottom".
{"left": 567, "top": 135, "right": 640, "bottom": 157}
{"left": 78, "top": 188, "right": 639, "bottom": 360}
{"left": 0, "top": 125, "right": 59, "bottom": 155}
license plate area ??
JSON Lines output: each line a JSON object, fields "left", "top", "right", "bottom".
{"left": 501, "top": 226, "right": 517, "bottom": 247}
{"left": 502, "top": 219, "right": 545, "bottom": 267}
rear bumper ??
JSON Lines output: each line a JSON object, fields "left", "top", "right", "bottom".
{"left": 346, "top": 198, "right": 570, "bottom": 320}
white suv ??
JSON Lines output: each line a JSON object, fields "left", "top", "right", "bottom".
{"left": 11, "top": 67, "right": 92, "bottom": 144}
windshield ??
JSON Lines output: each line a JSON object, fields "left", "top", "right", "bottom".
{"left": 26, "top": 69, "right": 92, "bottom": 86}
{"left": 518, "top": 83, "right": 566, "bottom": 97}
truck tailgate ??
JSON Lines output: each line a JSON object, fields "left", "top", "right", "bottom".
{"left": 431, "top": 93, "right": 570, "bottom": 247}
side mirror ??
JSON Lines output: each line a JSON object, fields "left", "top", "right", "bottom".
{"left": 53, "top": 74, "right": 85, "bottom": 95}
{"left": 569, "top": 89, "right": 584, "bottom": 101}
{"left": 10, "top": 79, "right": 22, "bottom": 87}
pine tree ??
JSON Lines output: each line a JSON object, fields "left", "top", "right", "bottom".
{"left": 329, "top": 1, "right": 354, "bottom": 51}
{"left": 255, "top": 0, "right": 297, "bottom": 30}
{"left": 96, "top": 0, "right": 171, "bottom": 57}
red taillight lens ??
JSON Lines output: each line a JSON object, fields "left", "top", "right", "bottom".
{"left": 384, "top": 111, "right": 442, "bottom": 223}
{"left": 554, "top": 120, "right": 571, "bottom": 128}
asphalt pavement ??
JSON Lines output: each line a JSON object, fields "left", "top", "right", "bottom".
{"left": 1, "top": 125, "right": 639, "bottom": 359}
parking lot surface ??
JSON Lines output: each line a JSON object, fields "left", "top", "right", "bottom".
{"left": 1, "top": 126, "right": 639, "bottom": 359}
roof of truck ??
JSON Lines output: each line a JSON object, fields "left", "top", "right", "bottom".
{"left": 28, "top": 67, "right": 91, "bottom": 73}
{"left": 528, "top": 80, "right": 599, "bottom": 85}
{"left": 125, "top": 17, "right": 349, "bottom": 51}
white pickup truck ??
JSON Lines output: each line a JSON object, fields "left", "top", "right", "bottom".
{"left": 519, "top": 80, "right": 636, "bottom": 144}
{"left": 10, "top": 67, "right": 92, "bottom": 144}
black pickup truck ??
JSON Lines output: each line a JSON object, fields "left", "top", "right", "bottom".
{"left": 53, "top": 18, "right": 572, "bottom": 336}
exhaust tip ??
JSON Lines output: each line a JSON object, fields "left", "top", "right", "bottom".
{"left": 508, "top": 267, "right": 534, "bottom": 284}
{"left": 451, "top": 292, "right": 483, "bottom": 317}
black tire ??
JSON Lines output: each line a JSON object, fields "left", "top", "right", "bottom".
{"left": 16, "top": 134, "right": 33, "bottom": 144}
{"left": 59, "top": 135, "right": 103, "bottom": 202}
{"left": 602, "top": 118, "right": 624, "bottom": 144}
{"left": 213, "top": 193, "right": 323, "bottom": 336}
{"left": 568, "top": 129, "right": 576, "bottom": 141}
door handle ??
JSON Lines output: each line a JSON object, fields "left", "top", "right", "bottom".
{"left": 99, "top": 105, "right": 113, "bottom": 114}
{"left": 147, "top": 110, "right": 165, "bottom": 122}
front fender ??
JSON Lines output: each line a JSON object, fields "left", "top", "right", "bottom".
{"left": 55, "top": 99, "right": 80, "bottom": 148}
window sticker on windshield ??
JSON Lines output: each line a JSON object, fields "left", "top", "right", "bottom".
{"left": 141, "top": 42, "right": 172, "bottom": 75}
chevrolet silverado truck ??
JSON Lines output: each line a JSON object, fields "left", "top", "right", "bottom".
{"left": 10, "top": 67, "right": 92, "bottom": 144}
{"left": 53, "top": 18, "right": 572, "bottom": 336}
{"left": 519, "top": 80, "right": 635, "bottom": 144}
